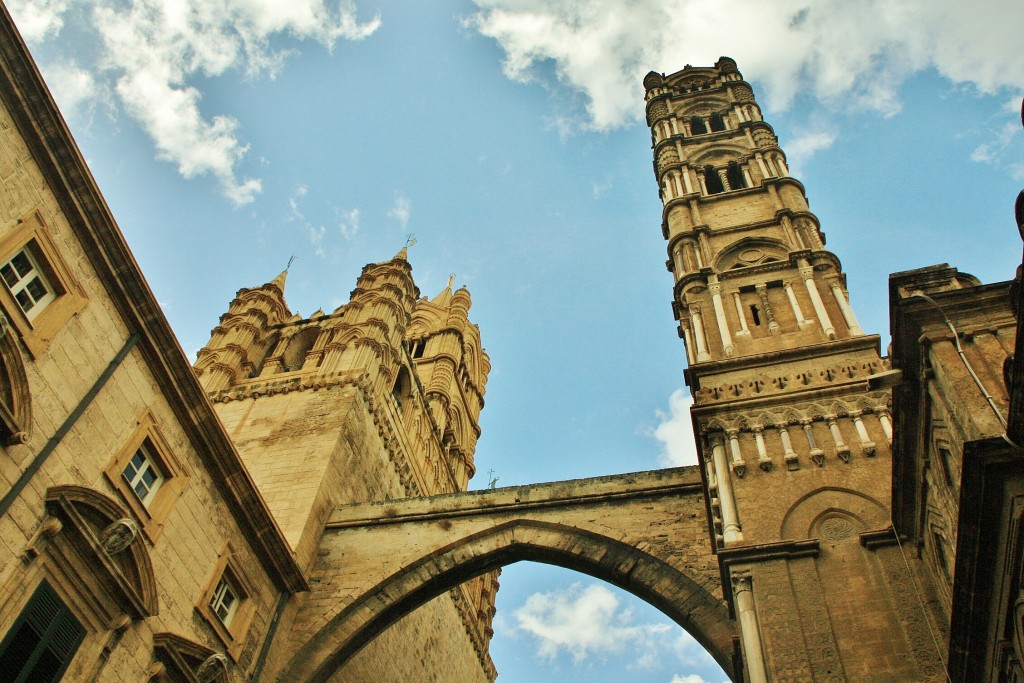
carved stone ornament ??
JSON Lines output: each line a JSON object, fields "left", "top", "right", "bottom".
{"left": 820, "top": 517, "right": 854, "bottom": 542}
{"left": 100, "top": 517, "right": 141, "bottom": 554}
{"left": 196, "top": 653, "right": 229, "bottom": 683}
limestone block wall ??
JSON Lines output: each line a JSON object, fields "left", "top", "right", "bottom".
{"left": 0, "top": 94, "right": 282, "bottom": 680}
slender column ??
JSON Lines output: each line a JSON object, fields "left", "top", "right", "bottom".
{"left": 755, "top": 153, "right": 769, "bottom": 179}
{"left": 727, "top": 428, "right": 746, "bottom": 478}
{"left": 753, "top": 427, "right": 771, "bottom": 471}
{"left": 689, "top": 306, "right": 711, "bottom": 362}
{"left": 711, "top": 436, "right": 742, "bottom": 543}
{"left": 681, "top": 322, "right": 696, "bottom": 365}
{"left": 755, "top": 283, "right": 779, "bottom": 334}
{"left": 829, "top": 279, "right": 864, "bottom": 336}
{"left": 681, "top": 166, "right": 694, "bottom": 194}
{"left": 732, "top": 292, "right": 751, "bottom": 337}
{"left": 877, "top": 410, "right": 893, "bottom": 444}
{"left": 827, "top": 416, "right": 852, "bottom": 462}
{"left": 778, "top": 423, "right": 799, "bottom": 470}
{"left": 850, "top": 410, "right": 877, "bottom": 456}
{"left": 775, "top": 153, "right": 789, "bottom": 175}
{"left": 800, "top": 261, "right": 836, "bottom": 339}
{"left": 709, "top": 281, "right": 734, "bottom": 356}
{"left": 784, "top": 281, "right": 810, "bottom": 327}
{"left": 732, "top": 572, "right": 769, "bottom": 683}
{"left": 802, "top": 419, "right": 825, "bottom": 467}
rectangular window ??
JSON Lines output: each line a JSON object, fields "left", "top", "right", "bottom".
{"left": 121, "top": 443, "right": 164, "bottom": 506}
{"left": 1, "top": 247, "right": 55, "bottom": 320}
{"left": 0, "top": 212, "right": 87, "bottom": 357}
{"left": 0, "top": 581, "right": 85, "bottom": 683}
{"left": 209, "top": 576, "right": 239, "bottom": 626}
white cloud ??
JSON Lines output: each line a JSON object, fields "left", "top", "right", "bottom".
{"left": 389, "top": 193, "right": 411, "bottom": 229}
{"left": 337, "top": 207, "right": 361, "bottom": 240}
{"left": 652, "top": 389, "right": 699, "bottom": 467}
{"left": 513, "top": 582, "right": 672, "bottom": 665}
{"left": 670, "top": 675, "right": 711, "bottom": 683}
{"left": 468, "top": 0, "right": 1024, "bottom": 130}
{"left": 8, "top": 0, "right": 380, "bottom": 205}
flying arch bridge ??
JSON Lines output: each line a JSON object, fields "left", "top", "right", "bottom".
{"left": 279, "top": 466, "right": 737, "bottom": 682}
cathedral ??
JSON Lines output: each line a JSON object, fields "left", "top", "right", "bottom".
{"left": 0, "top": 1, "right": 1022, "bottom": 681}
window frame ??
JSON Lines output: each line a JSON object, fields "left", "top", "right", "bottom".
{"left": 104, "top": 409, "right": 189, "bottom": 543}
{"left": 0, "top": 211, "right": 87, "bottom": 358}
{"left": 197, "top": 543, "right": 256, "bottom": 660}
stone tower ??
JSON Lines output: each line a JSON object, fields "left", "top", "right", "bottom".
{"left": 645, "top": 59, "right": 946, "bottom": 681}
{"left": 193, "top": 250, "right": 499, "bottom": 681}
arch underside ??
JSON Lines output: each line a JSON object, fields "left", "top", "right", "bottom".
{"left": 284, "top": 519, "right": 735, "bottom": 682}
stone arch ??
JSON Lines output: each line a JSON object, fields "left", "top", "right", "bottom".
{"left": 0, "top": 323, "right": 31, "bottom": 445}
{"left": 713, "top": 236, "right": 790, "bottom": 272}
{"left": 780, "top": 486, "right": 888, "bottom": 540}
{"left": 281, "top": 519, "right": 736, "bottom": 683}
{"left": 281, "top": 326, "right": 321, "bottom": 372}
{"left": 44, "top": 485, "right": 158, "bottom": 618}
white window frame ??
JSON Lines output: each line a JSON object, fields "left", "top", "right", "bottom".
{"left": 0, "top": 246, "right": 55, "bottom": 321}
{"left": 121, "top": 442, "right": 164, "bottom": 507}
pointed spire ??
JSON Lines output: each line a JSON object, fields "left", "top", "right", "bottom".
{"left": 269, "top": 269, "right": 288, "bottom": 292}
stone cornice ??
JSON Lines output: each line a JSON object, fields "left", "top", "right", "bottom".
{"left": 0, "top": 6, "right": 305, "bottom": 593}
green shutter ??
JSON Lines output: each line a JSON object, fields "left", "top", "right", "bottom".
{"left": 0, "top": 581, "right": 85, "bottom": 683}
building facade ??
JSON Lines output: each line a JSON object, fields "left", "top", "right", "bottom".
{"left": 2, "top": 0, "right": 1024, "bottom": 677}
{"left": 0, "top": 3, "right": 497, "bottom": 681}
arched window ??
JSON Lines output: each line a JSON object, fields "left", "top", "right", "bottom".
{"left": 726, "top": 161, "right": 747, "bottom": 190}
{"left": 281, "top": 327, "right": 320, "bottom": 373}
{"left": 709, "top": 112, "right": 726, "bottom": 132}
{"left": 703, "top": 166, "right": 724, "bottom": 195}
{"left": 689, "top": 117, "right": 707, "bottom": 135}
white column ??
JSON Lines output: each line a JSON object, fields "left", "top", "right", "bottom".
{"left": 784, "top": 281, "right": 809, "bottom": 327}
{"left": 802, "top": 419, "right": 825, "bottom": 466}
{"left": 800, "top": 262, "right": 835, "bottom": 339}
{"left": 778, "top": 424, "right": 798, "bottom": 469}
{"left": 827, "top": 416, "right": 851, "bottom": 462}
{"left": 753, "top": 427, "right": 771, "bottom": 471}
{"left": 681, "top": 322, "right": 696, "bottom": 365}
{"left": 681, "top": 166, "right": 694, "bottom": 194}
{"left": 829, "top": 280, "right": 864, "bottom": 336}
{"left": 732, "top": 572, "right": 768, "bottom": 683}
{"left": 850, "top": 411, "right": 877, "bottom": 456}
{"left": 755, "top": 153, "right": 770, "bottom": 179}
{"left": 878, "top": 410, "right": 893, "bottom": 444}
{"left": 709, "top": 282, "right": 734, "bottom": 357}
{"left": 732, "top": 292, "right": 751, "bottom": 337}
{"left": 711, "top": 436, "right": 742, "bottom": 543}
{"left": 689, "top": 307, "right": 711, "bottom": 362}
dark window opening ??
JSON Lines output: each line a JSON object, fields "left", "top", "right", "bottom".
{"left": 689, "top": 117, "right": 707, "bottom": 135}
{"left": 0, "top": 581, "right": 85, "bottom": 683}
{"left": 709, "top": 113, "right": 726, "bottom": 132}
{"left": 726, "top": 161, "right": 747, "bottom": 190}
{"left": 750, "top": 305, "right": 761, "bottom": 326}
{"left": 703, "top": 166, "right": 724, "bottom": 195}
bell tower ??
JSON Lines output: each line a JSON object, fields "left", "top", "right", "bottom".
{"left": 646, "top": 59, "right": 946, "bottom": 681}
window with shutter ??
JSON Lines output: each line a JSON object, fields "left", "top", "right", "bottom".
{"left": 0, "top": 581, "right": 85, "bottom": 683}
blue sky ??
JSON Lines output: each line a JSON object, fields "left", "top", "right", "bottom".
{"left": 6, "top": 0, "right": 1024, "bottom": 681}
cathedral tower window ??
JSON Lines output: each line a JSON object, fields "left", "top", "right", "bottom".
{"left": 726, "top": 161, "right": 747, "bottom": 190}
{"left": 703, "top": 166, "right": 724, "bottom": 195}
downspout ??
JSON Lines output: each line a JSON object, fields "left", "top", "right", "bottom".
{"left": 0, "top": 332, "right": 139, "bottom": 516}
